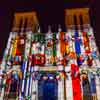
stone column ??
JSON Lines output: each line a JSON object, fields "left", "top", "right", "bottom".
{"left": 0, "top": 79, "right": 6, "bottom": 100}
{"left": 95, "top": 75, "right": 100, "bottom": 100}
{"left": 58, "top": 77, "right": 64, "bottom": 100}
{"left": 25, "top": 62, "right": 31, "bottom": 97}
{"left": 66, "top": 14, "right": 74, "bottom": 29}
{"left": 80, "top": 74, "right": 83, "bottom": 100}
{"left": 12, "top": 17, "right": 21, "bottom": 32}
{"left": 24, "top": 33, "right": 32, "bottom": 60}
{"left": 82, "top": 14, "right": 90, "bottom": 25}
{"left": 65, "top": 68, "right": 73, "bottom": 100}
{"left": 31, "top": 79, "right": 38, "bottom": 100}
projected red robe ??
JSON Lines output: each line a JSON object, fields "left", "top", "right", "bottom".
{"left": 71, "top": 64, "right": 82, "bottom": 100}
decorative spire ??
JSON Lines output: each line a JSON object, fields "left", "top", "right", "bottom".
{"left": 58, "top": 24, "right": 62, "bottom": 32}
{"left": 48, "top": 25, "right": 51, "bottom": 33}
{"left": 37, "top": 24, "right": 40, "bottom": 33}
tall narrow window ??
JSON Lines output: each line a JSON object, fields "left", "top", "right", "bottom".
{"left": 73, "top": 15, "right": 77, "bottom": 31}
{"left": 24, "top": 18, "right": 28, "bottom": 32}
{"left": 18, "top": 18, "right": 23, "bottom": 33}
{"left": 79, "top": 14, "right": 83, "bottom": 31}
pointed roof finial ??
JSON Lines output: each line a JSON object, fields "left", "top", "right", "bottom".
{"left": 37, "top": 24, "right": 40, "bottom": 33}
{"left": 48, "top": 25, "right": 51, "bottom": 33}
{"left": 58, "top": 24, "right": 62, "bottom": 32}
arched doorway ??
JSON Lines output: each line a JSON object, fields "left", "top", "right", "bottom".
{"left": 81, "top": 73, "right": 92, "bottom": 100}
{"left": 38, "top": 73, "right": 58, "bottom": 100}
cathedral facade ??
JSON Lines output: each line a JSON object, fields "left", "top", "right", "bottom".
{"left": 0, "top": 8, "right": 100, "bottom": 100}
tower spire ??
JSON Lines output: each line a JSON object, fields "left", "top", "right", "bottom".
{"left": 37, "top": 24, "right": 41, "bottom": 33}
{"left": 58, "top": 24, "right": 62, "bottom": 32}
{"left": 48, "top": 25, "right": 52, "bottom": 33}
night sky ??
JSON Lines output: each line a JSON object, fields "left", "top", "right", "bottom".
{"left": 0, "top": 0, "right": 97, "bottom": 60}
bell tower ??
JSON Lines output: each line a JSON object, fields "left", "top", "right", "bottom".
{"left": 65, "top": 8, "right": 90, "bottom": 29}
{"left": 12, "top": 12, "right": 38, "bottom": 32}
